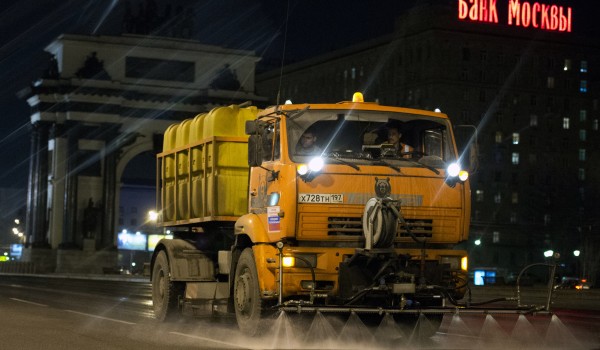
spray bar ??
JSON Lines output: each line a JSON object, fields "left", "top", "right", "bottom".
{"left": 278, "top": 305, "right": 548, "bottom": 315}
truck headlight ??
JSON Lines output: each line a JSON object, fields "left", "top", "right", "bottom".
{"left": 297, "top": 157, "right": 325, "bottom": 182}
{"left": 282, "top": 256, "right": 295, "bottom": 267}
{"left": 446, "top": 162, "right": 468, "bottom": 185}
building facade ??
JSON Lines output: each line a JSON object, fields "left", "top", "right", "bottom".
{"left": 23, "top": 34, "right": 265, "bottom": 273}
{"left": 257, "top": 1, "right": 600, "bottom": 284}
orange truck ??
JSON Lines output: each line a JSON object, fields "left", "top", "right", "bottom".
{"left": 152, "top": 93, "right": 475, "bottom": 335}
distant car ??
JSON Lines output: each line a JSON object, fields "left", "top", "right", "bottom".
{"left": 554, "top": 277, "right": 591, "bottom": 290}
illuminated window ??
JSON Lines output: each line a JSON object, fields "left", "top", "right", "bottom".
{"left": 493, "top": 231, "right": 500, "bottom": 243}
{"left": 578, "top": 168, "right": 585, "bottom": 181}
{"left": 580, "top": 60, "right": 588, "bottom": 73}
{"left": 580, "top": 110, "right": 587, "bottom": 122}
{"left": 510, "top": 212, "right": 517, "bottom": 223}
{"left": 547, "top": 77, "right": 555, "bottom": 88}
{"left": 495, "top": 131, "right": 502, "bottom": 143}
{"left": 476, "top": 190, "right": 484, "bottom": 202}
{"left": 563, "top": 59, "right": 571, "bottom": 71}
{"left": 594, "top": 119, "right": 599, "bottom": 131}
{"left": 512, "top": 152, "right": 519, "bottom": 165}
{"left": 512, "top": 133, "right": 519, "bottom": 144}
{"left": 579, "top": 149, "right": 586, "bottom": 161}
{"left": 530, "top": 114, "right": 538, "bottom": 127}
{"left": 580, "top": 129, "right": 587, "bottom": 141}
{"left": 563, "top": 117, "right": 570, "bottom": 129}
{"left": 580, "top": 80, "right": 588, "bottom": 93}
{"left": 512, "top": 192, "right": 519, "bottom": 204}
{"left": 351, "top": 67, "right": 356, "bottom": 80}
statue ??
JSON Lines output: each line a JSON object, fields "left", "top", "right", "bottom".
{"left": 83, "top": 198, "right": 98, "bottom": 239}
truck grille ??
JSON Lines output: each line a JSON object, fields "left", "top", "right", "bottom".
{"left": 399, "top": 219, "right": 433, "bottom": 238}
{"left": 326, "top": 217, "right": 433, "bottom": 238}
{"left": 327, "top": 217, "right": 362, "bottom": 236}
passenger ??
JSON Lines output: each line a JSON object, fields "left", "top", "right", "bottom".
{"left": 295, "top": 130, "right": 322, "bottom": 155}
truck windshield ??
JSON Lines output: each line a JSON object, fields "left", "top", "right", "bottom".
{"left": 287, "top": 109, "right": 456, "bottom": 169}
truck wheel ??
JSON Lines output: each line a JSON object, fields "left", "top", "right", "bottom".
{"left": 234, "top": 248, "right": 264, "bottom": 336}
{"left": 152, "top": 250, "right": 184, "bottom": 321}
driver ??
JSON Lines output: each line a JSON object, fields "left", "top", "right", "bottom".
{"left": 295, "top": 130, "right": 322, "bottom": 155}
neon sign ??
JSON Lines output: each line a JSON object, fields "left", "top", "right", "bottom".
{"left": 458, "top": 0, "right": 572, "bottom": 32}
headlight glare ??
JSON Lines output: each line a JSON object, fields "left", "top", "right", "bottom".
{"left": 447, "top": 163, "right": 460, "bottom": 177}
{"left": 308, "top": 157, "right": 324, "bottom": 172}
{"left": 458, "top": 170, "right": 469, "bottom": 181}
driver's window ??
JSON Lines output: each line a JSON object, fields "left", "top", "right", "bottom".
{"left": 262, "top": 121, "right": 280, "bottom": 161}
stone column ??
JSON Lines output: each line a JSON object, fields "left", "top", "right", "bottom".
{"left": 25, "top": 124, "right": 39, "bottom": 246}
{"left": 61, "top": 124, "right": 79, "bottom": 248}
{"left": 33, "top": 122, "right": 50, "bottom": 247}
{"left": 101, "top": 150, "right": 117, "bottom": 249}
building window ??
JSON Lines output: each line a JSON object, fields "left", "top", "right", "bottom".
{"left": 547, "top": 77, "right": 555, "bottom": 88}
{"left": 462, "top": 47, "right": 470, "bottom": 61}
{"left": 131, "top": 218, "right": 138, "bottom": 226}
{"left": 530, "top": 114, "right": 538, "bottom": 127}
{"left": 594, "top": 119, "right": 599, "bottom": 131}
{"left": 580, "top": 110, "right": 587, "bottom": 122}
{"left": 580, "top": 129, "right": 587, "bottom": 141}
{"left": 578, "top": 168, "right": 585, "bottom": 181}
{"left": 529, "top": 153, "right": 537, "bottom": 163}
{"left": 563, "top": 117, "right": 570, "bottom": 129}
{"left": 512, "top": 192, "right": 519, "bottom": 204}
{"left": 579, "top": 149, "right": 586, "bottom": 161}
{"left": 580, "top": 60, "right": 588, "bottom": 73}
{"left": 512, "top": 133, "right": 520, "bottom": 145}
{"left": 544, "top": 214, "right": 551, "bottom": 225}
{"left": 495, "top": 131, "right": 502, "bottom": 143}
{"left": 351, "top": 67, "right": 356, "bottom": 80}
{"left": 131, "top": 207, "right": 137, "bottom": 213}
{"left": 563, "top": 59, "right": 571, "bottom": 71}
{"left": 510, "top": 212, "right": 517, "bottom": 223}
{"left": 494, "top": 193, "right": 501, "bottom": 204}
{"left": 512, "top": 152, "right": 519, "bottom": 165}
{"left": 580, "top": 80, "right": 588, "bottom": 93}
{"left": 476, "top": 190, "right": 484, "bottom": 202}
{"left": 493, "top": 231, "right": 500, "bottom": 243}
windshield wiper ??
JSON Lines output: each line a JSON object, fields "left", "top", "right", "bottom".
{"left": 286, "top": 106, "right": 310, "bottom": 121}
{"left": 393, "top": 157, "right": 440, "bottom": 175}
{"left": 371, "top": 159, "right": 401, "bottom": 173}
{"left": 322, "top": 153, "right": 360, "bottom": 171}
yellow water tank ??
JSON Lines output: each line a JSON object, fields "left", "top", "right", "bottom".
{"left": 175, "top": 119, "right": 192, "bottom": 220}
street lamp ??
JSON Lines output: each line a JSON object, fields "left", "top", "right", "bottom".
{"left": 474, "top": 238, "right": 481, "bottom": 246}
{"left": 573, "top": 250, "right": 581, "bottom": 257}
{"left": 148, "top": 210, "right": 158, "bottom": 222}
{"left": 543, "top": 250, "right": 554, "bottom": 258}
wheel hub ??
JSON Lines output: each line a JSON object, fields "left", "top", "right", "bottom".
{"left": 235, "top": 272, "right": 251, "bottom": 313}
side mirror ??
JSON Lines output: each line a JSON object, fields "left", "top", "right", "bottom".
{"left": 245, "top": 120, "right": 257, "bottom": 135}
{"left": 454, "top": 125, "right": 479, "bottom": 174}
{"left": 247, "top": 134, "right": 263, "bottom": 167}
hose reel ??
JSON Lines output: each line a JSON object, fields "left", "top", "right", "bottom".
{"left": 362, "top": 197, "right": 398, "bottom": 249}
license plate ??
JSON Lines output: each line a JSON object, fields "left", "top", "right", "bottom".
{"left": 298, "top": 193, "right": 344, "bottom": 204}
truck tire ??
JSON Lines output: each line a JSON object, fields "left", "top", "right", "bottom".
{"left": 234, "top": 248, "right": 265, "bottom": 336}
{"left": 152, "top": 250, "right": 184, "bottom": 321}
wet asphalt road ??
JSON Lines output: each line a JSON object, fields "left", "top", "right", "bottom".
{"left": 0, "top": 274, "right": 599, "bottom": 349}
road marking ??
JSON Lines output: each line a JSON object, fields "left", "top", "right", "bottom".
{"left": 64, "top": 310, "right": 136, "bottom": 325}
{"left": 169, "top": 332, "right": 251, "bottom": 349}
{"left": 10, "top": 298, "right": 48, "bottom": 307}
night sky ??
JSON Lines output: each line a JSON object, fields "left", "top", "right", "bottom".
{"left": 0, "top": 0, "right": 596, "bottom": 189}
